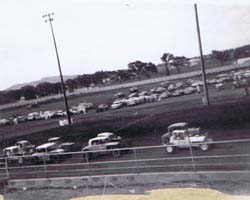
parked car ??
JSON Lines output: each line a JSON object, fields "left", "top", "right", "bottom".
{"left": 126, "top": 97, "right": 139, "bottom": 106}
{"left": 150, "top": 88, "right": 157, "bottom": 94}
{"left": 183, "top": 87, "right": 196, "bottom": 95}
{"left": 78, "top": 102, "right": 93, "bottom": 110}
{"left": 128, "top": 92, "right": 138, "bottom": 98}
{"left": 76, "top": 106, "right": 88, "bottom": 114}
{"left": 26, "top": 112, "right": 42, "bottom": 121}
{"left": 129, "top": 87, "right": 139, "bottom": 93}
{"left": 158, "top": 91, "right": 170, "bottom": 100}
{"left": 53, "top": 110, "right": 66, "bottom": 118}
{"left": 42, "top": 111, "right": 55, "bottom": 119}
{"left": 191, "top": 80, "right": 203, "bottom": 87}
{"left": 155, "top": 87, "right": 166, "bottom": 93}
{"left": 26, "top": 102, "right": 40, "bottom": 109}
{"left": 216, "top": 73, "right": 233, "bottom": 82}
{"left": 167, "top": 84, "right": 177, "bottom": 91}
{"left": 161, "top": 81, "right": 171, "bottom": 88}
{"left": 69, "top": 107, "right": 80, "bottom": 115}
{"left": 138, "top": 91, "right": 149, "bottom": 96}
{"left": 175, "top": 81, "right": 184, "bottom": 88}
{"left": 0, "top": 118, "right": 13, "bottom": 126}
{"left": 206, "top": 79, "right": 217, "bottom": 85}
{"left": 96, "top": 104, "right": 109, "bottom": 112}
{"left": 170, "top": 89, "right": 183, "bottom": 97}
{"left": 111, "top": 101, "right": 123, "bottom": 109}
{"left": 14, "top": 116, "right": 27, "bottom": 124}
{"left": 114, "top": 92, "right": 126, "bottom": 98}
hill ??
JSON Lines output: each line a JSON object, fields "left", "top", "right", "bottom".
{"left": 6, "top": 75, "right": 78, "bottom": 91}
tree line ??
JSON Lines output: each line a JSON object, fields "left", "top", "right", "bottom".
{"left": 1, "top": 44, "right": 250, "bottom": 105}
{"left": 0, "top": 61, "right": 158, "bottom": 104}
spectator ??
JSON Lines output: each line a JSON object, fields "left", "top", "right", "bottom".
{"left": 244, "top": 87, "right": 250, "bottom": 96}
{"left": 244, "top": 78, "right": 250, "bottom": 96}
{"left": 196, "top": 85, "right": 201, "bottom": 94}
{"left": 215, "top": 82, "right": 223, "bottom": 91}
{"left": 233, "top": 75, "right": 239, "bottom": 89}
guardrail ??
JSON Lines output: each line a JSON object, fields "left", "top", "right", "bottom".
{"left": 1, "top": 138, "right": 250, "bottom": 180}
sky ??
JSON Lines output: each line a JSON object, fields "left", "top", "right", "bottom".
{"left": 1, "top": 0, "right": 250, "bottom": 90}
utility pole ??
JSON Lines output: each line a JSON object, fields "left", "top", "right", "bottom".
{"left": 43, "top": 13, "right": 72, "bottom": 125}
{"left": 194, "top": 4, "right": 210, "bottom": 106}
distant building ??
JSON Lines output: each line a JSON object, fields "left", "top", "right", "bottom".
{"left": 189, "top": 57, "right": 201, "bottom": 67}
{"left": 19, "top": 96, "right": 26, "bottom": 102}
{"left": 156, "top": 63, "right": 167, "bottom": 74}
{"left": 102, "top": 78, "right": 111, "bottom": 84}
{"left": 156, "top": 63, "right": 181, "bottom": 74}
{"left": 237, "top": 57, "right": 250, "bottom": 65}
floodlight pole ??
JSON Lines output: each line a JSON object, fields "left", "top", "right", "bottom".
{"left": 194, "top": 4, "right": 210, "bottom": 106}
{"left": 43, "top": 13, "right": 72, "bottom": 125}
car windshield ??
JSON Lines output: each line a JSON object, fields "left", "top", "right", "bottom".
{"left": 36, "top": 148, "right": 46, "bottom": 153}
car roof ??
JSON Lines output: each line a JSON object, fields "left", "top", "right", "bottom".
{"left": 60, "top": 142, "right": 74, "bottom": 146}
{"left": 88, "top": 136, "right": 109, "bottom": 145}
{"left": 16, "top": 140, "right": 29, "bottom": 144}
{"left": 172, "top": 130, "right": 186, "bottom": 134}
{"left": 36, "top": 142, "right": 56, "bottom": 149}
{"left": 90, "top": 136, "right": 108, "bottom": 141}
{"left": 48, "top": 137, "right": 61, "bottom": 141}
{"left": 4, "top": 146, "right": 19, "bottom": 150}
{"left": 168, "top": 122, "right": 188, "bottom": 129}
{"left": 97, "top": 132, "right": 114, "bottom": 137}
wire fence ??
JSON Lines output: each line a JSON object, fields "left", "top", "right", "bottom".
{"left": 1, "top": 138, "right": 250, "bottom": 180}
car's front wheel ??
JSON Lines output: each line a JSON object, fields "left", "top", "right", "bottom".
{"left": 200, "top": 143, "right": 209, "bottom": 151}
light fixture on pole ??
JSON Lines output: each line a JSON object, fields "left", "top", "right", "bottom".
{"left": 43, "top": 13, "right": 72, "bottom": 125}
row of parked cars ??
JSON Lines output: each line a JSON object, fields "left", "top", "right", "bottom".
{"left": 0, "top": 102, "right": 94, "bottom": 126}
{"left": 109, "top": 69, "right": 250, "bottom": 110}
{"left": 109, "top": 80, "right": 199, "bottom": 110}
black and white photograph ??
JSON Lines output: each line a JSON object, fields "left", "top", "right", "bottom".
{"left": 1, "top": 0, "right": 250, "bottom": 199}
